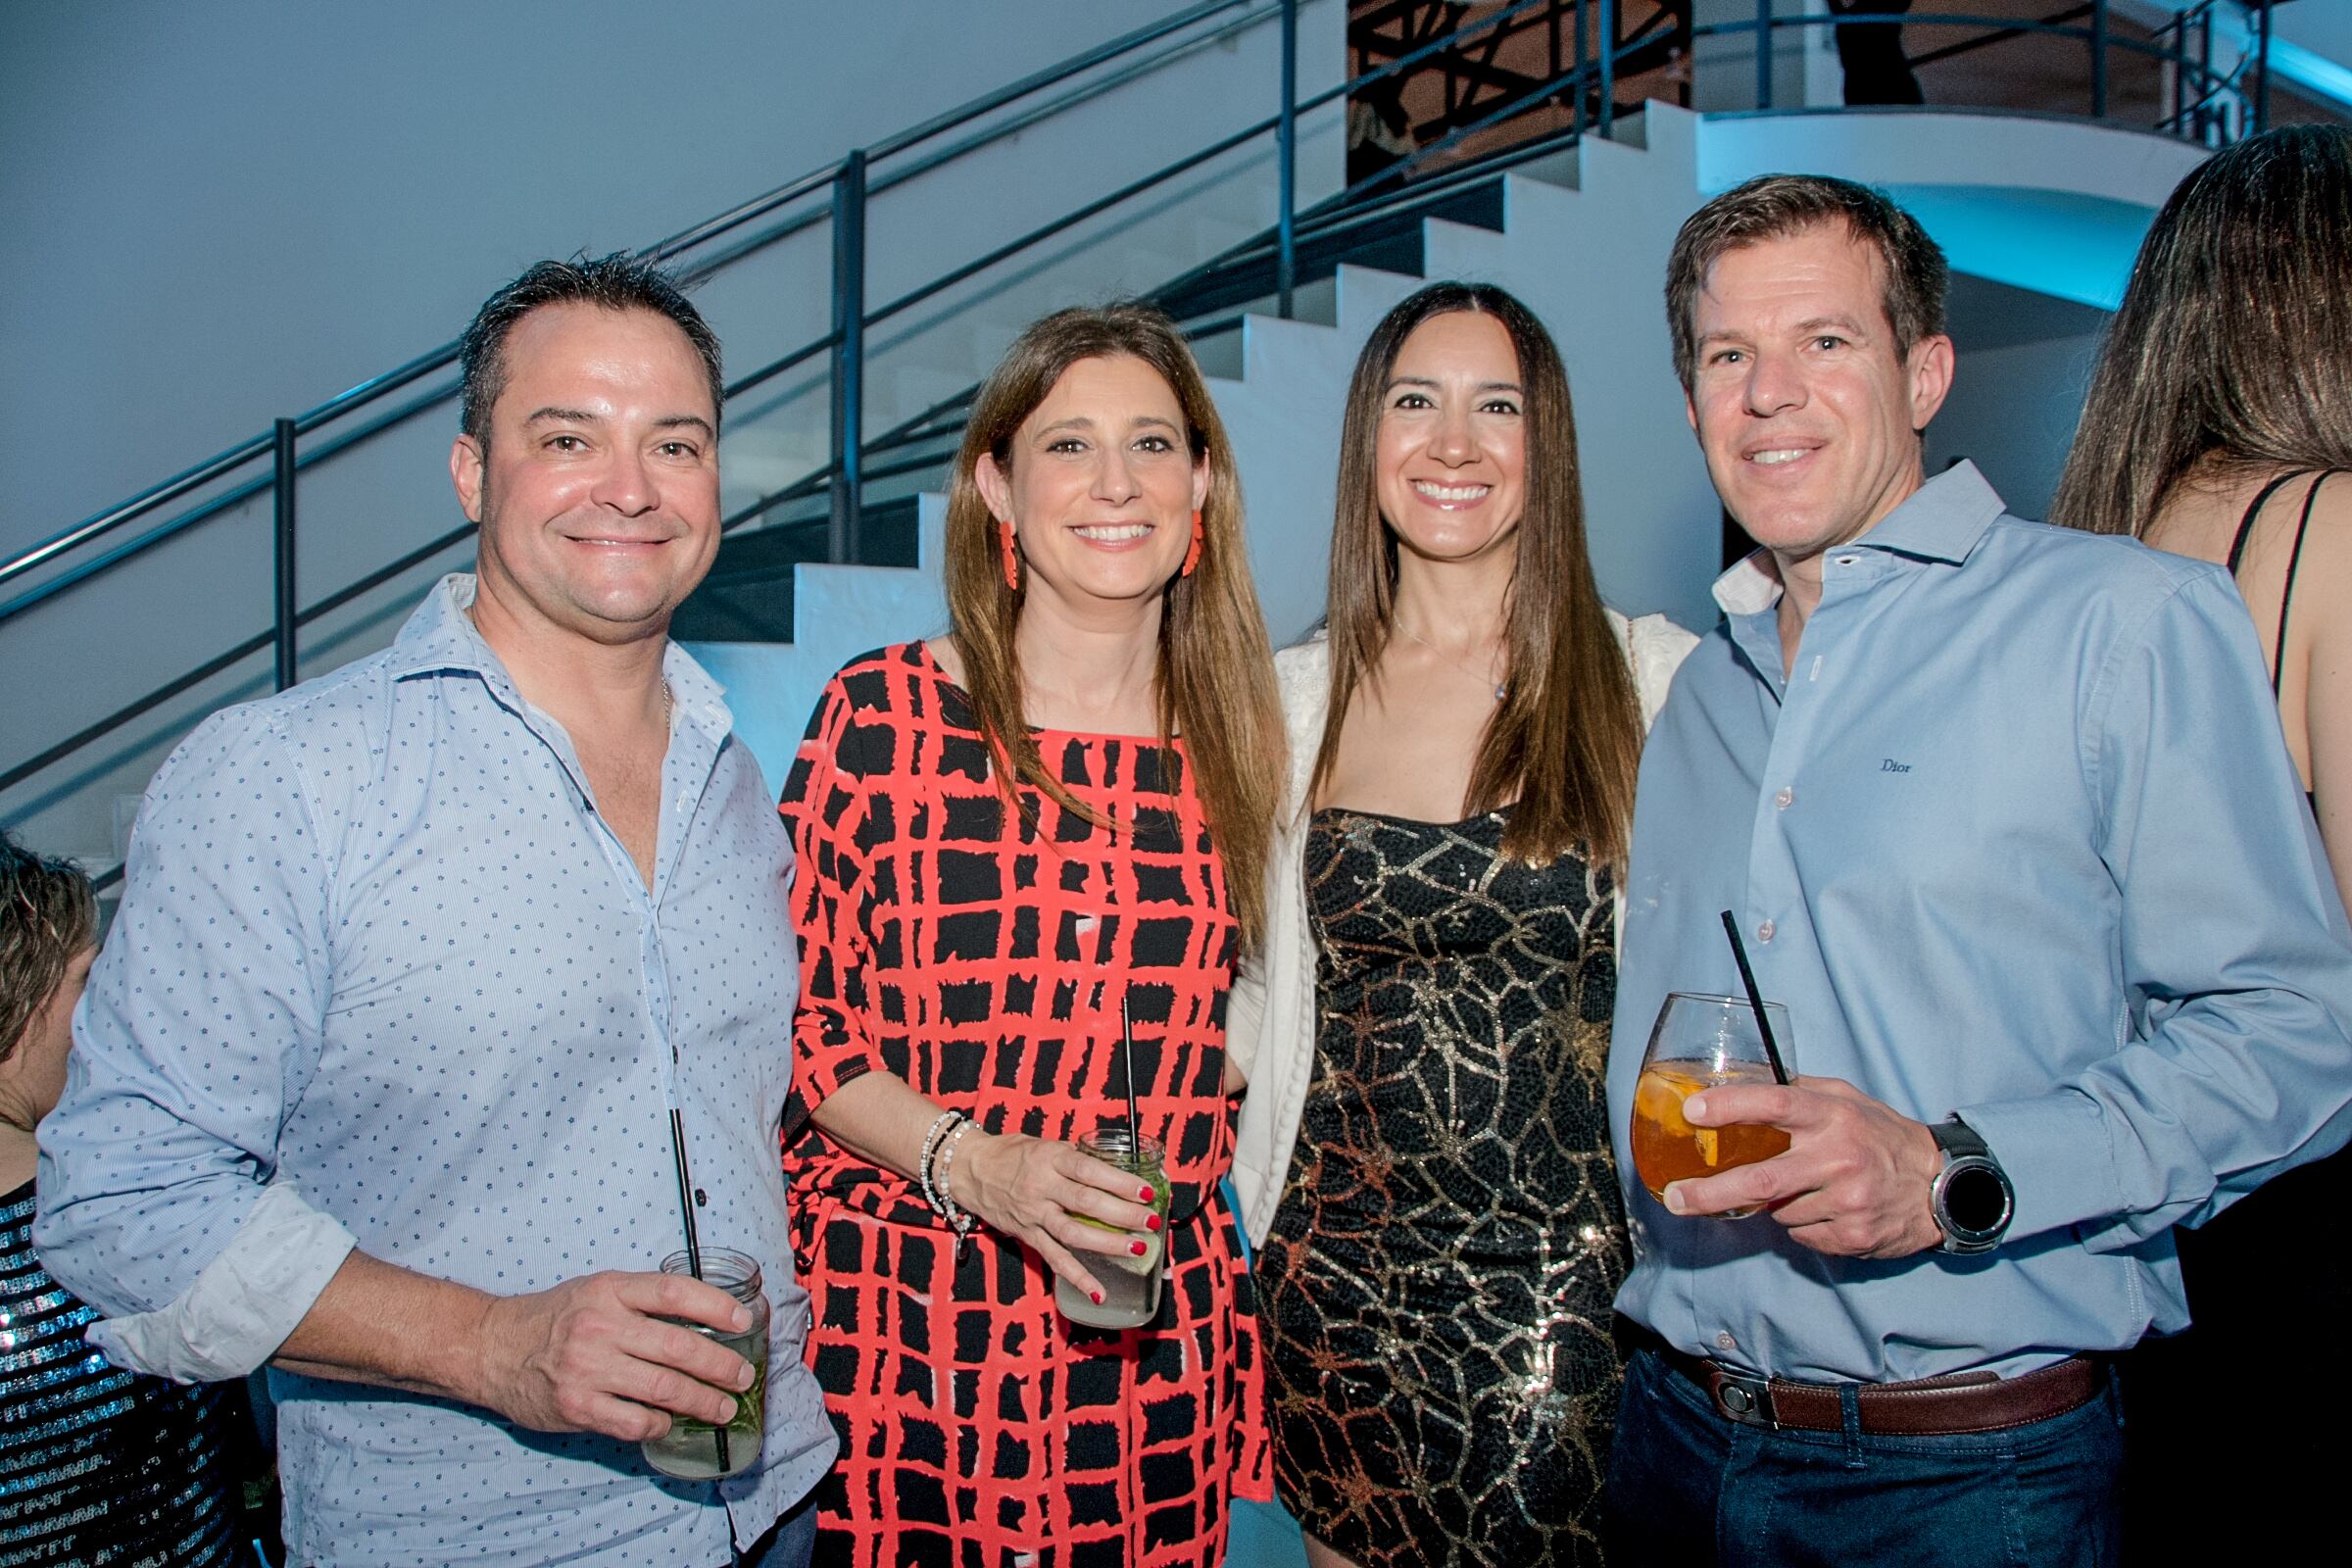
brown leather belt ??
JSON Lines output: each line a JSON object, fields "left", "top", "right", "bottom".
{"left": 1654, "top": 1343, "right": 2103, "bottom": 1437}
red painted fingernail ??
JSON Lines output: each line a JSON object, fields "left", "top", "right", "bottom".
{"left": 1130, "top": 1240, "right": 1148, "bottom": 1255}
{"left": 1146, "top": 1214, "right": 1161, "bottom": 1232}
{"left": 1091, "top": 1290, "right": 1104, "bottom": 1304}
{"left": 1138, "top": 1186, "right": 1155, "bottom": 1201}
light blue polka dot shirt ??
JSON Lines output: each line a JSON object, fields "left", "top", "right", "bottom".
{"left": 36, "top": 576, "right": 836, "bottom": 1566}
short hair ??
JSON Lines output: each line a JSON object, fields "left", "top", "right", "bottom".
{"left": 1665, "top": 173, "right": 1948, "bottom": 389}
{"left": 1, "top": 829, "right": 96, "bottom": 1064}
{"left": 458, "top": 253, "right": 724, "bottom": 448}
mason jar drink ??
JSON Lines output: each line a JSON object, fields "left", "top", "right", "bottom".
{"left": 1055, "top": 1127, "right": 1170, "bottom": 1330}
{"left": 643, "top": 1248, "right": 768, "bottom": 1480}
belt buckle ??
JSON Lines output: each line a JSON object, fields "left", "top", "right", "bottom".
{"left": 1710, "top": 1365, "right": 1778, "bottom": 1429}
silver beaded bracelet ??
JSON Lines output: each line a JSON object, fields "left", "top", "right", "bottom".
{"left": 916, "top": 1108, "right": 963, "bottom": 1216}
{"left": 936, "top": 1120, "right": 981, "bottom": 1252}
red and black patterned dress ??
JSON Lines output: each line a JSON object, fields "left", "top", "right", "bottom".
{"left": 778, "top": 643, "right": 1271, "bottom": 1568}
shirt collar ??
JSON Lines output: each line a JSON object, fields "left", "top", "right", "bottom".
{"left": 1709, "top": 461, "right": 2009, "bottom": 616}
{"left": 387, "top": 573, "right": 732, "bottom": 737}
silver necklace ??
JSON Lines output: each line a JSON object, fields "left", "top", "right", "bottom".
{"left": 1398, "top": 626, "right": 1508, "bottom": 703}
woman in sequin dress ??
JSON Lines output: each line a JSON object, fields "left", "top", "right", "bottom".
{"left": 778, "top": 305, "right": 1286, "bottom": 1565}
{"left": 0, "top": 832, "right": 241, "bottom": 1566}
{"left": 1227, "top": 285, "right": 1693, "bottom": 1567}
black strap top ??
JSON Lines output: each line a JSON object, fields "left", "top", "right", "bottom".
{"left": 2226, "top": 468, "right": 2343, "bottom": 698}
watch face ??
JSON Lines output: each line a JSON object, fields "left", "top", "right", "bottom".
{"left": 1943, "top": 1162, "right": 2010, "bottom": 1236}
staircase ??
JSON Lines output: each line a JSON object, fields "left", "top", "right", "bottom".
{"left": 0, "top": 2, "right": 2287, "bottom": 881}
{"left": 689, "top": 96, "right": 2215, "bottom": 792}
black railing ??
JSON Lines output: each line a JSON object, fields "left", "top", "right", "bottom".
{"left": 1, "top": 0, "right": 2312, "bottom": 870}
{"left": 0, "top": 0, "right": 1269, "bottom": 624}
{"left": 1699, "top": 2, "right": 2279, "bottom": 135}
{"left": 0, "top": 0, "right": 1278, "bottom": 825}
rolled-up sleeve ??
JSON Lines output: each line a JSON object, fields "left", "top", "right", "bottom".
{"left": 1961, "top": 570, "right": 2352, "bottom": 1245}
{"left": 776, "top": 678, "right": 884, "bottom": 1138}
{"left": 35, "top": 707, "right": 354, "bottom": 1380}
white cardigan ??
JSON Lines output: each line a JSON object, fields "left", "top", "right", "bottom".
{"left": 1225, "top": 609, "right": 1698, "bottom": 1246}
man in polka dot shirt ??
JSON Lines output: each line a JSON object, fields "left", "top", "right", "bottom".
{"left": 36, "top": 256, "right": 836, "bottom": 1566}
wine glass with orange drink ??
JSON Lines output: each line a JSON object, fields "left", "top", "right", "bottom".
{"left": 1630, "top": 993, "right": 1794, "bottom": 1218}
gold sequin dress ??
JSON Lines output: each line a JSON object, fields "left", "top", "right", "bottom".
{"left": 1256, "top": 808, "right": 1628, "bottom": 1566}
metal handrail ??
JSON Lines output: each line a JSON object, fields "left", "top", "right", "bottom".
{"left": 0, "top": 0, "right": 1262, "bottom": 601}
{"left": 4, "top": 0, "right": 2298, "bottom": 837}
{"left": 1690, "top": 3, "right": 2273, "bottom": 125}
{"left": 0, "top": 0, "right": 1294, "bottom": 839}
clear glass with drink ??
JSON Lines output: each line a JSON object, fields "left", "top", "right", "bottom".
{"left": 1055, "top": 1127, "right": 1171, "bottom": 1330}
{"left": 1630, "top": 993, "right": 1794, "bottom": 1218}
{"left": 643, "top": 1248, "right": 768, "bottom": 1480}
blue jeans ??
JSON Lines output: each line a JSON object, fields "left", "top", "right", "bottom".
{"left": 729, "top": 1486, "right": 820, "bottom": 1568}
{"left": 1604, "top": 1348, "right": 2122, "bottom": 1567}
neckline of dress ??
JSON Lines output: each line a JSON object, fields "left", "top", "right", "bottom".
{"left": 911, "top": 641, "right": 1185, "bottom": 748}
{"left": 1311, "top": 803, "right": 1512, "bottom": 831}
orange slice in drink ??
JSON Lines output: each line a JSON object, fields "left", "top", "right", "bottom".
{"left": 1695, "top": 1126, "right": 1720, "bottom": 1167}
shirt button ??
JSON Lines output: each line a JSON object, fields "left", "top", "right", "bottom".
{"left": 1774, "top": 787, "right": 1794, "bottom": 810}
{"left": 1716, "top": 1331, "right": 1739, "bottom": 1351}
{"left": 1756, "top": 919, "right": 1776, "bottom": 944}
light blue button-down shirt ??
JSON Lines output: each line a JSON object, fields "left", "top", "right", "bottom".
{"left": 1610, "top": 465, "right": 2352, "bottom": 1384}
{"left": 35, "top": 576, "right": 835, "bottom": 1566}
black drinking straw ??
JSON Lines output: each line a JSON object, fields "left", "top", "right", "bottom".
{"left": 667, "top": 1107, "right": 729, "bottom": 1473}
{"left": 1119, "top": 995, "right": 1143, "bottom": 1153}
{"left": 668, "top": 1108, "right": 705, "bottom": 1277}
{"left": 1719, "top": 910, "right": 1792, "bottom": 1086}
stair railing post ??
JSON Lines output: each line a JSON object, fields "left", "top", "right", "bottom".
{"left": 1277, "top": 0, "right": 1298, "bottom": 318}
{"left": 2198, "top": 2, "right": 2215, "bottom": 142}
{"left": 272, "top": 417, "right": 298, "bottom": 692}
{"left": 829, "top": 150, "right": 867, "bottom": 566}
{"left": 1755, "top": 0, "right": 1773, "bottom": 112}
{"left": 1572, "top": 0, "right": 1588, "bottom": 139}
{"left": 2253, "top": 0, "right": 2273, "bottom": 134}
{"left": 1599, "top": 0, "right": 1617, "bottom": 133}
{"left": 2090, "top": 0, "right": 2109, "bottom": 119}
{"left": 2160, "top": 7, "right": 2177, "bottom": 133}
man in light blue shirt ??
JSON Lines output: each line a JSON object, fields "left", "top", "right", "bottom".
{"left": 36, "top": 257, "right": 835, "bottom": 1566}
{"left": 1602, "top": 176, "right": 2352, "bottom": 1565}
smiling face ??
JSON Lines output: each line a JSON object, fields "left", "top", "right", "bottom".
{"left": 1374, "top": 310, "right": 1528, "bottom": 566}
{"left": 1685, "top": 223, "right": 1952, "bottom": 569}
{"left": 974, "top": 354, "right": 1207, "bottom": 613}
{"left": 451, "top": 302, "right": 721, "bottom": 649}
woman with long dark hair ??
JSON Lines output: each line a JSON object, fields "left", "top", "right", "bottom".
{"left": 2052, "top": 124, "right": 2351, "bottom": 906}
{"left": 1229, "top": 283, "right": 1693, "bottom": 1566}
{"left": 777, "top": 303, "right": 1283, "bottom": 1565}
{"left": 2051, "top": 123, "right": 2352, "bottom": 1552}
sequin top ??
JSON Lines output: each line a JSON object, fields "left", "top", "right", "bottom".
{"left": 0, "top": 1180, "right": 240, "bottom": 1566}
{"left": 1257, "top": 808, "right": 1628, "bottom": 1567}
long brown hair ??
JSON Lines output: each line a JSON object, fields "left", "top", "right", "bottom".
{"left": 943, "top": 303, "right": 1284, "bottom": 948}
{"left": 1311, "top": 282, "right": 1642, "bottom": 867}
{"left": 2052, "top": 125, "right": 2352, "bottom": 536}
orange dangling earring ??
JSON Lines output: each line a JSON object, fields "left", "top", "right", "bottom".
{"left": 999, "top": 520, "right": 1020, "bottom": 591}
{"left": 1181, "top": 509, "right": 1204, "bottom": 577}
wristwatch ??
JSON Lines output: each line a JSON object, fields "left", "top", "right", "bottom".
{"left": 1930, "top": 1118, "right": 2014, "bottom": 1254}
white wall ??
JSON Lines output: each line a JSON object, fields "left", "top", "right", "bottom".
{"left": 1927, "top": 276, "right": 2111, "bottom": 521}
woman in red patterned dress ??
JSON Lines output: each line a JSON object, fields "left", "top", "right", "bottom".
{"left": 778, "top": 304, "right": 1285, "bottom": 1567}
